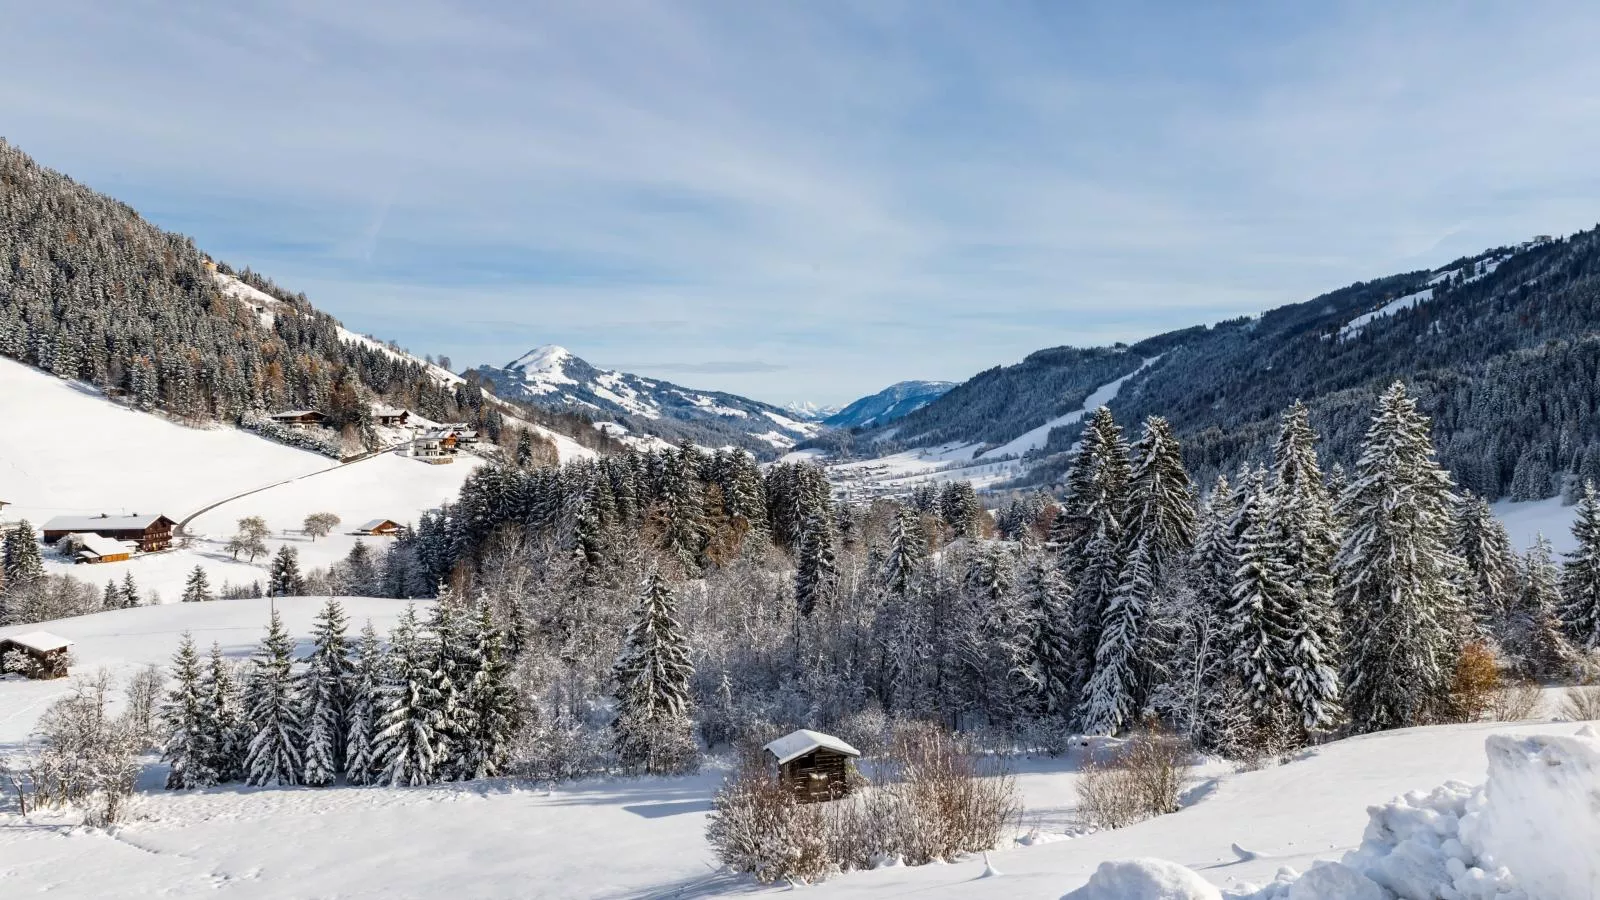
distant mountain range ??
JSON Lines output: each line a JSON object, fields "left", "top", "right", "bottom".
{"left": 823, "top": 380, "right": 955, "bottom": 429}
{"left": 472, "top": 345, "right": 824, "bottom": 454}
{"left": 826, "top": 232, "right": 1594, "bottom": 502}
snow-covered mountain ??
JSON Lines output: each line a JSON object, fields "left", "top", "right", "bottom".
{"left": 474, "top": 345, "right": 822, "bottom": 454}
{"left": 784, "top": 400, "right": 842, "bottom": 421}
{"left": 824, "top": 380, "right": 956, "bottom": 429}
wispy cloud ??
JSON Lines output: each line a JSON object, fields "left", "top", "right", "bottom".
{"left": 5, "top": 1, "right": 1600, "bottom": 403}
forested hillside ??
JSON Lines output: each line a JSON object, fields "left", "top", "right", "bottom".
{"left": 835, "top": 230, "right": 1600, "bottom": 501}
{"left": 0, "top": 140, "right": 611, "bottom": 456}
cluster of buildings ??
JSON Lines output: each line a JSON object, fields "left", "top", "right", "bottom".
{"left": 264, "top": 404, "right": 482, "bottom": 466}
{"left": 39, "top": 513, "right": 176, "bottom": 564}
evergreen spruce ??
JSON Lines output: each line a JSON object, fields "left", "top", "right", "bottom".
{"left": 200, "top": 642, "right": 245, "bottom": 781}
{"left": 1560, "top": 481, "right": 1600, "bottom": 649}
{"left": 242, "top": 609, "right": 305, "bottom": 786}
{"left": 458, "top": 598, "right": 520, "bottom": 779}
{"left": 1334, "top": 382, "right": 1466, "bottom": 732}
{"left": 344, "top": 621, "right": 384, "bottom": 785}
{"left": 884, "top": 505, "right": 926, "bottom": 598}
{"left": 120, "top": 571, "right": 141, "bottom": 608}
{"left": 299, "top": 598, "right": 352, "bottom": 786}
{"left": 267, "top": 545, "right": 305, "bottom": 597}
{"left": 375, "top": 605, "right": 441, "bottom": 786}
{"left": 613, "top": 570, "right": 697, "bottom": 774}
{"left": 181, "top": 566, "right": 213, "bottom": 603}
{"left": 1508, "top": 537, "right": 1574, "bottom": 679}
{"left": 161, "top": 632, "right": 216, "bottom": 789}
{"left": 1454, "top": 495, "right": 1520, "bottom": 637}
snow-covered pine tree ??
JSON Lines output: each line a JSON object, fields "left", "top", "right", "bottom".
{"left": 1061, "top": 408, "right": 1132, "bottom": 710}
{"left": 1454, "top": 494, "right": 1520, "bottom": 638}
{"left": 1016, "top": 553, "right": 1074, "bottom": 719}
{"left": 1078, "top": 417, "right": 1195, "bottom": 735}
{"left": 657, "top": 444, "right": 708, "bottom": 576}
{"left": 267, "top": 545, "right": 305, "bottom": 597}
{"left": 1507, "top": 536, "right": 1574, "bottom": 679}
{"left": 1, "top": 521, "right": 43, "bottom": 586}
{"left": 427, "top": 600, "right": 474, "bottom": 781}
{"left": 200, "top": 642, "right": 245, "bottom": 781}
{"left": 794, "top": 495, "right": 838, "bottom": 617}
{"left": 458, "top": 598, "right": 520, "bottom": 779}
{"left": 375, "top": 605, "right": 442, "bottom": 786}
{"left": 242, "top": 609, "right": 305, "bottom": 786}
{"left": 343, "top": 620, "right": 384, "bottom": 785}
{"left": 1560, "top": 480, "right": 1600, "bottom": 650}
{"left": 1334, "top": 382, "right": 1466, "bottom": 733}
{"left": 1267, "top": 401, "right": 1342, "bottom": 733}
{"left": 161, "top": 632, "right": 216, "bottom": 789}
{"left": 1226, "top": 487, "right": 1296, "bottom": 722}
{"left": 181, "top": 566, "right": 213, "bottom": 603}
{"left": 120, "top": 571, "right": 141, "bottom": 608}
{"left": 1173, "top": 476, "right": 1248, "bottom": 750}
{"left": 612, "top": 569, "right": 697, "bottom": 774}
{"left": 298, "top": 598, "right": 352, "bottom": 786}
{"left": 883, "top": 505, "right": 926, "bottom": 598}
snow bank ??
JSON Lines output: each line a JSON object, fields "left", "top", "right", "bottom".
{"left": 1227, "top": 726, "right": 1600, "bottom": 900}
{"left": 1062, "top": 858, "right": 1221, "bottom": 900}
{"left": 1465, "top": 729, "right": 1600, "bottom": 900}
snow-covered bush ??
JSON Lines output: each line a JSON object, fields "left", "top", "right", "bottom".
{"left": 1076, "top": 725, "right": 1193, "bottom": 830}
{"left": 24, "top": 669, "right": 142, "bottom": 825}
{"left": 240, "top": 413, "right": 344, "bottom": 459}
{"left": 1560, "top": 685, "right": 1600, "bottom": 720}
{"left": 706, "top": 724, "right": 1019, "bottom": 884}
{"left": 1487, "top": 680, "right": 1543, "bottom": 721}
{"left": 705, "top": 754, "right": 833, "bottom": 884}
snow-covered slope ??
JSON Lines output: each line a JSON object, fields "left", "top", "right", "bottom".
{"left": 475, "top": 344, "right": 820, "bottom": 454}
{"left": 0, "top": 354, "right": 492, "bottom": 600}
{"left": 824, "top": 380, "right": 956, "bottom": 429}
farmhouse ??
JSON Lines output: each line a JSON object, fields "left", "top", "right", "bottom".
{"left": 412, "top": 430, "right": 457, "bottom": 463}
{"left": 764, "top": 729, "right": 861, "bottom": 802}
{"left": 0, "top": 631, "right": 75, "bottom": 679}
{"left": 42, "top": 513, "right": 175, "bottom": 552}
{"left": 355, "top": 518, "right": 402, "bottom": 536}
{"left": 269, "top": 410, "right": 329, "bottom": 430}
{"left": 373, "top": 405, "right": 410, "bottom": 427}
{"left": 55, "top": 532, "right": 133, "bottom": 564}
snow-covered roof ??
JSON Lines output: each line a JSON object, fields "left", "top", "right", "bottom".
{"left": 270, "top": 409, "right": 324, "bottom": 419}
{"left": 42, "top": 514, "right": 170, "bottom": 532}
{"left": 372, "top": 405, "right": 407, "bottom": 418}
{"left": 763, "top": 729, "right": 862, "bottom": 765}
{"left": 1, "top": 631, "right": 75, "bottom": 653}
{"left": 61, "top": 532, "right": 130, "bottom": 557}
{"left": 357, "top": 519, "right": 399, "bottom": 532}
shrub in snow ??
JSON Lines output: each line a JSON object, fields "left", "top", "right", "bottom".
{"left": 706, "top": 724, "right": 1019, "bottom": 884}
{"left": 1075, "top": 724, "right": 1193, "bottom": 831}
{"left": 1442, "top": 641, "right": 1500, "bottom": 723}
{"left": 1062, "top": 858, "right": 1222, "bottom": 900}
{"left": 24, "top": 669, "right": 142, "bottom": 825}
{"left": 1559, "top": 685, "right": 1600, "bottom": 721}
{"left": 1486, "top": 680, "right": 1542, "bottom": 722}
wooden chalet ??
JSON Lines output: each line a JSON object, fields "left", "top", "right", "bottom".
{"left": 373, "top": 405, "right": 410, "bottom": 427}
{"left": 269, "top": 410, "right": 329, "bottom": 430}
{"left": 355, "top": 518, "right": 402, "bottom": 536}
{"left": 764, "top": 729, "right": 862, "bottom": 803}
{"left": 42, "top": 514, "right": 175, "bottom": 552}
{"left": 412, "top": 430, "right": 457, "bottom": 464}
{"left": 0, "top": 631, "right": 75, "bottom": 679}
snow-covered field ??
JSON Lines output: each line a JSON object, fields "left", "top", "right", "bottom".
{"left": 1, "top": 603, "right": 1592, "bottom": 899}
{"left": 0, "top": 355, "right": 492, "bottom": 598}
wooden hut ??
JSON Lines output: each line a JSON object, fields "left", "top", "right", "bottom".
{"left": 0, "top": 631, "right": 75, "bottom": 679}
{"left": 355, "top": 519, "right": 402, "bottom": 536}
{"left": 42, "top": 514, "right": 175, "bottom": 552}
{"left": 764, "top": 729, "right": 861, "bottom": 802}
{"left": 55, "top": 532, "right": 134, "bottom": 564}
{"left": 269, "top": 410, "right": 329, "bottom": 430}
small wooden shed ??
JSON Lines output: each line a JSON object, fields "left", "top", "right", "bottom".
{"left": 0, "top": 631, "right": 75, "bottom": 679}
{"left": 764, "top": 729, "right": 862, "bottom": 803}
{"left": 355, "top": 518, "right": 402, "bottom": 536}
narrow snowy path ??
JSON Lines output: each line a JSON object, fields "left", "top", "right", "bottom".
{"left": 173, "top": 446, "right": 399, "bottom": 537}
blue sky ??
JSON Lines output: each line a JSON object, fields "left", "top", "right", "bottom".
{"left": 6, "top": 2, "right": 1600, "bottom": 405}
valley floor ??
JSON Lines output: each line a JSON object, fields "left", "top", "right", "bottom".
{"left": 0, "top": 603, "right": 1588, "bottom": 899}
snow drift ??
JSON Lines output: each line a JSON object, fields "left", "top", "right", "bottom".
{"left": 1155, "top": 725, "right": 1600, "bottom": 900}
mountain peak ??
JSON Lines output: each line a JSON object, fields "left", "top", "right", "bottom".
{"left": 506, "top": 344, "right": 575, "bottom": 374}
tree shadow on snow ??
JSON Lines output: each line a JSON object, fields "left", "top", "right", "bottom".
{"left": 621, "top": 798, "right": 712, "bottom": 818}
{"left": 600, "top": 870, "right": 765, "bottom": 900}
